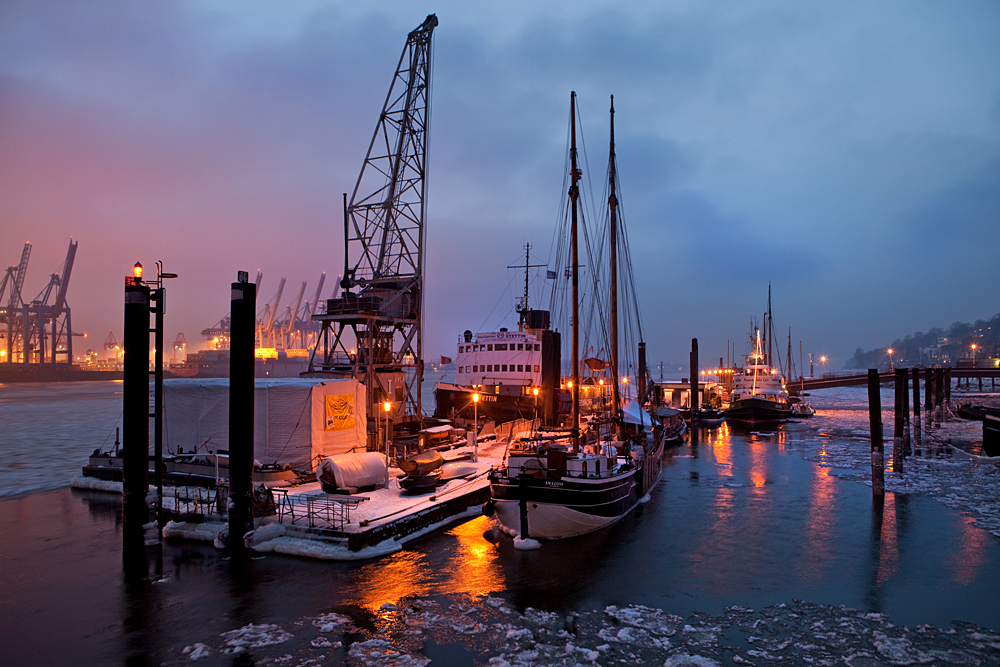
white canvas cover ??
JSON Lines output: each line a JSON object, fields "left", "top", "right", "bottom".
{"left": 159, "top": 378, "right": 367, "bottom": 472}
{"left": 310, "top": 380, "right": 368, "bottom": 458}
{"left": 622, "top": 399, "right": 652, "bottom": 428}
{"left": 316, "top": 452, "right": 387, "bottom": 489}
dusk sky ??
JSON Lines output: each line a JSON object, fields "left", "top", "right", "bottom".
{"left": 2, "top": 1, "right": 998, "bottom": 371}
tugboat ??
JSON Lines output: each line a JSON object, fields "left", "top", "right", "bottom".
{"left": 726, "top": 328, "right": 792, "bottom": 422}
{"left": 486, "top": 94, "right": 663, "bottom": 542}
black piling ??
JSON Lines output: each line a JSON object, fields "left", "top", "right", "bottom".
{"left": 911, "top": 367, "right": 921, "bottom": 444}
{"left": 867, "top": 369, "right": 884, "bottom": 496}
{"left": 689, "top": 338, "right": 699, "bottom": 418}
{"left": 123, "top": 272, "right": 151, "bottom": 557}
{"left": 944, "top": 368, "right": 952, "bottom": 420}
{"left": 925, "top": 367, "right": 935, "bottom": 429}
{"left": 893, "top": 368, "right": 906, "bottom": 472}
{"left": 901, "top": 367, "right": 910, "bottom": 457}
{"left": 228, "top": 273, "right": 256, "bottom": 554}
{"left": 935, "top": 368, "right": 945, "bottom": 425}
{"left": 518, "top": 478, "right": 530, "bottom": 540}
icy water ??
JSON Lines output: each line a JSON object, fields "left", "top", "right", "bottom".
{"left": 2, "top": 381, "right": 1000, "bottom": 666}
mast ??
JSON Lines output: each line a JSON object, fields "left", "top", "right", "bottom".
{"left": 608, "top": 96, "right": 621, "bottom": 430}
{"left": 767, "top": 283, "right": 773, "bottom": 369}
{"left": 787, "top": 328, "right": 792, "bottom": 383}
{"left": 570, "top": 92, "right": 581, "bottom": 451}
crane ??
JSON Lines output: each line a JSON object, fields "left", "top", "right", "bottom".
{"left": 310, "top": 14, "right": 438, "bottom": 424}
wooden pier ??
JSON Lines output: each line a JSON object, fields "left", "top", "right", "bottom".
{"left": 790, "top": 367, "right": 1000, "bottom": 394}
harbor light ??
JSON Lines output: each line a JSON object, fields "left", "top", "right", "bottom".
{"left": 384, "top": 401, "right": 391, "bottom": 412}
{"left": 887, "top": 348, "right": 894, "bottom": 371}
{"left": 133, "top": 262, "right": 143, "bottom": 280}
{"left": 971, "top": 344, "right": 977, "bottom": 367}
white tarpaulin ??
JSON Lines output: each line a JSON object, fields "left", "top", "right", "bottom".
{"left": 622, "top": 399, "right": 652, "bottom": 428}
{"left": 159, "top": 378, "right": 367, "bottom": 472}
{"left": 316, "top": 452, "right": 387, "bottom": 490}
{"left": 310, "top": 380, "right": 369, "bottom": 458}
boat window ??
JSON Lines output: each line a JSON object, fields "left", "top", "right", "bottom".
{"left": 472, "top": 365, "right": 478, "bottom": 372}
{"left": 487, "top": 344, "right": 493, "bottom": 351}
{"left": 517, "top": 343, "right": 523, "bottom": 350}
{"left": 534, "top": 365, "right": 540, "bottom": 372}
{"left": 496, "top": 343, "right": 508, "bottom": 351}
{"left": 502, "top": 364, "right": 508, "bottom": 372}
{"left": 534, "top": 344, "right": 540, "bottom": 351}
{"left": 517, "top": 364, "right": 524, "bottom": 372}
{"left": 487, "top": 365, "right": 493, "bottom": 372}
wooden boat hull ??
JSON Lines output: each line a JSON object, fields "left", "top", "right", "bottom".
{"left": 489, "top": 437, "right": 664, "bottom": 540}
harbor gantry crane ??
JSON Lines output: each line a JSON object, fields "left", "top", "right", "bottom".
{"left": 0, "top": 239, "right": 78, "bottom": 364}
{"left": 309, "top": 14, "right": 438, "bottom": 425}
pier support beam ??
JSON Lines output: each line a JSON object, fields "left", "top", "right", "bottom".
{"left": 689, "top": 338, "right": 699, "bottom": 418}
{"left": 123, "top": 276, "right": 151, "bottom": 557}
{"left": 925, "top": 368, "right": 935, "bottom": 430}
{"left": 944, "top": 368, "right": 952, "bottom": 420}
{"left": 228, "top": 273, "right": 256, "bottom": 555}
{"left": 867, "top": 369, "right": 884, "bottom": 496}
{"left": 892, "top": 368, "right": 909, "bottom": 473}
{"left": 911, "top": 367, "right": 921, "bottom": 445}
{"left": 935, "top": 368, "right": 945, "bottom": 425}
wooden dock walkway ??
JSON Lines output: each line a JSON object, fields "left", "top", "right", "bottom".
{"left": 790, "top": 367, "right": 1000, "bottom": 393}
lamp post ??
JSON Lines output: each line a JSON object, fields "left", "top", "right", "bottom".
{"left": 383, "top": 401, "right": 391, "bottom": 488}
{"left": 532, "top": 387, "right": 539, "bottom": 424}
{"left": 971, "top": 344, "right": 977, "bottom": 368}
{"left": 472, "top": 393, "right": 479, "bottom": 462}
{"left": 821, "top": 355, "right": 827, "bottom": 377}
{"left": 887, "top": 348, "right": 894, "bottom": 372}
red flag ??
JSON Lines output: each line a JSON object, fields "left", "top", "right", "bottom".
{"left": 440, "top": 356, "right": 453, "bottom": 365}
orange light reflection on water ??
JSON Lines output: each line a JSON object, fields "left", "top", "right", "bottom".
{"left": 949, "top": 515, "right": 989, "bottom": 586}
{"left": 800, "top": 464, "right": 837, "bottom": 581}
{"left": 876, "top": 493, "right": 899, "bottom": 586}
{"left": 343, "top": 516, "right": 503, "bottom": 613}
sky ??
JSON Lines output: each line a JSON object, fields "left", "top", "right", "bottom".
{"left": 1, "top": 0, "right": 998, "bottom": 371}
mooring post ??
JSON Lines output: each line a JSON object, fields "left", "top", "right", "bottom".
{"left": 911, "top": 367, "right": 921, "bottom": 445}
{"left": 944, "top": 368, "right": 952, "bottom": 420}
{"left": 935, "top": 368, "right": 945, "bottom": 425}
{"left": 868, "top": 369, "right": 885, "bottom": 496}
{"left": 893, "top": 368, "right": 905, "bottom": 472}
{"left": 228, "top": 272, "right": 256, "bottom": 554}
{"left": 925, "top": 367, "right": 935, "bottom": 429}
{"left": 518, "top": 478, "right": 530, "bottom": 541}
{"left": 689, "top": 338, "right": 699, "bottom": 419}
{"left": 123, "top": 268, "right": 151, "bottom": 557}
{"left": 901, "top": 367, "right": 910, "bottom": 458}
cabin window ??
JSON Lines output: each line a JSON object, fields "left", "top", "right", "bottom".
{"left": 517, "top": 343, "right": 523, "bottom": 350}
{"left": 534, "top": 365, "right": 540, "bottom": 372}
{"left": 496, "top": 343, "right": 508, "bottom": 351}
{"left": 487, "top": 344, "right": 493, "bottom": 351}
{"left": 534, "top": 344, "right": 540, "bottom": 351}
{"left": 502, "top": 364, "right": 508, "bottom": 372}
{"left": 473, "top": 365, "right": 478, "bottom": 372}
{"left": 487, "top": 365, "right": 493, "bottom": 372}
{"left": 517, "top": 364, "right": 524, "bottom": 372}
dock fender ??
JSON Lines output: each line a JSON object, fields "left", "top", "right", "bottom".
{"left": 481, "top": 499, "right": 495, "bottom": 517}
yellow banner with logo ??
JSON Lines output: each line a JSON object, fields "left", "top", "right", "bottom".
{"left": 325, "top": 394, "right": 356, "bottom": 431}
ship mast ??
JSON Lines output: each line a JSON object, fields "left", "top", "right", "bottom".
{"left": 608, "top": 96, "right": 621, "bottom": 431}
{"left": 570, "top": 92, "right": 581, "bottom": 451}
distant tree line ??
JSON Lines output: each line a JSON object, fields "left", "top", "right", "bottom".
{"left": 845, "top": 313, "right": 1000, "bottom": 370}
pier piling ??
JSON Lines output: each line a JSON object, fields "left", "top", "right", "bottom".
{"left": 893, "top": 369, "right": 906, "bottom": 472}
{"left": 867, "top": 369, "right": 885, "bottom": 496}
{"left": 228, "top": 272, "right": 256, "bottom": 554}
{"left": 925, "top": 368, "right": 935, "bottom": 430}
{"left": 911, "top": 367, "right": 921, "bottom": 445}
{"left": 122, "top": 272, "right": 150, "bottom": 557}
{"left": 690, "top": 338, "right": 699, "bottom": 418}
{"left": 901, "top": 367, "right": 910, "bottom": 457}
{"left": 935, "top": 368, "right": 945, "bottom": 425}
{"left": 944, "top": 368, "right": 952, "bottom": 420}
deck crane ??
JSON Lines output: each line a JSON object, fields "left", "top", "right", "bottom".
{"left": 309, "top": 14, "right": 437, "bottom": 425}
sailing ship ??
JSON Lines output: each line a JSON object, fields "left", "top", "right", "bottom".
{"left": 486, "top": 93, "right": 664, "bottom": 541}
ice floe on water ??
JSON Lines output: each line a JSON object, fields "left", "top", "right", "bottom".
{"left": 166, "top": 594, "right": 1000, "bottom": 666}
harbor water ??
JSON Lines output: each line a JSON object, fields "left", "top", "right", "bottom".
{"left": 2, "top": 380, "right": 999, "bottom": 665}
